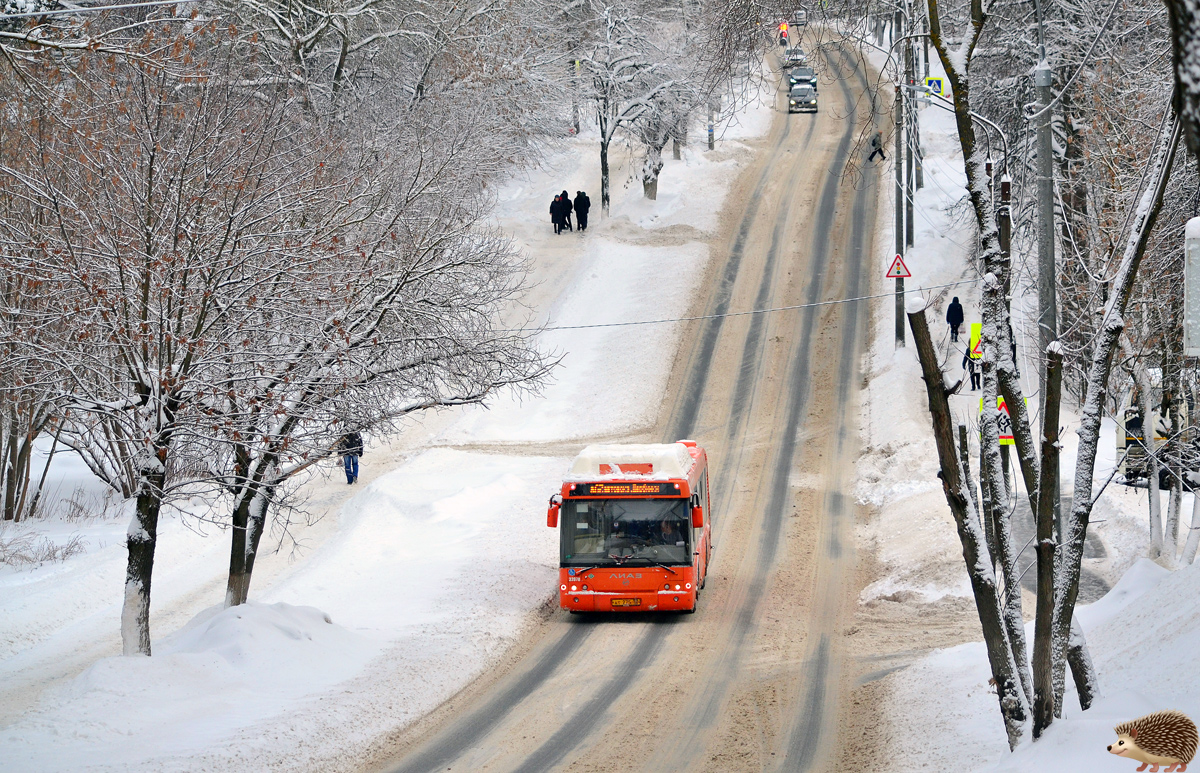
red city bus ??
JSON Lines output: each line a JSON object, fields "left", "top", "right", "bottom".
{"left": 546, "top": 441, "right": 712, "bottom": 613}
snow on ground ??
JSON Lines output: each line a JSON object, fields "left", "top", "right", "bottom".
{"left": 855, "top": 43, "right": 1200, "bottom": 773}
{"left": 0, "top": 90, "right": 774, "bottom": 771}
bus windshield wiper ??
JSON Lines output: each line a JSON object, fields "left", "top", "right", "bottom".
{"left": 634, "top": 558, "right": 677, "bottom": 574}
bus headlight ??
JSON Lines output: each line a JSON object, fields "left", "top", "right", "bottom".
{"left": 560, "top": 584, "right": 567, "bottom": 591}
{"left": 571, "top": 585, "right": 577, "bottom": 591}
{"left": 685, "top": 583, "right": 692, "bottom": 589}
{"left": 675, "top": 584, "right": 681, "bottom": 590}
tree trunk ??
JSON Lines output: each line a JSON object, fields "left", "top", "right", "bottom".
{"left": 600, "top": 136, "right": 611, "bottom": 214}
{"left": 909, "top": 306, "right": 1028, "bottom": 748}
{"left": 1182, "top": 478, "right": 1200, "bottom": 564}
{"left": 642, "top": 144, "right": 663, "bottom": 200}
{"left": 122, "top": 465, "right": 165, "bottom": 656}
{"left": 240, "top": 490, "right": 270, "bottom": 604}
{"left": 225, "top": 488, "right": 252, "bottom": 608}
{"left": 980, "top": 294, "right": 1034, "bottom": 712}
{"left": 1033, "top": 345, "right": 1062, "bottom": 737}
{"left": 1053, "top": 105, "right": 1182, "bottom": 712}
{"left": 1067, "top": 615, "right": 1099, "bottom": 710}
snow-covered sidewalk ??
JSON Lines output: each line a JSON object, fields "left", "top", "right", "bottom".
{"left": 0, "top": 97, "right": 773, "bottom": 771}
{"left": 854, "top": 43, "right": 1200, "bottom": 773}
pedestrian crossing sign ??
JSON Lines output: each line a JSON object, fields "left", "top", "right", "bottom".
{"left": 979, "top": 396, "right": 1016, "bottom": 445}
{"left": 886, "top": 254, "right": 911, "bottom": 278}
{"left": 969, "top": 322, "right": 982, "bottom": 359}
{"left": 924, "top": 76, "right": 945, "bottom": 97}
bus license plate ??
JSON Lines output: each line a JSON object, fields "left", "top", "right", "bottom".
{"left": 611, "top": 598, "right": 641, "bottom": 607}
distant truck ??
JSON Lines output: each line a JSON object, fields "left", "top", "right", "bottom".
{"left": 547, "top": 441, "right": 712, "bottom": 613}
{"left": 793, "top": 8, "right": 808, "bottom": 25}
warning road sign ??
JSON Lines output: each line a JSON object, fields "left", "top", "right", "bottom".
{"left": 886, "top": 254, "right": 911, "bottom": 278}
{"left": 969, "top": 323, "right": 982, "bottom": 360}
{"left": 979, "top": 396, "right": 1028, "bottom": 446}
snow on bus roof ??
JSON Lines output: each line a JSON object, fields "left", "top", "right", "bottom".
{"left": 565, "top": 442, "right": 696, "bottom": 481}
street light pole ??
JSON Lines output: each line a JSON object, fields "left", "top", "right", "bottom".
{"left": 905, "top": 13, "right": 915, "bottom": 247}
{"left": 894, "top": 7, "right": 906, "bottom": 348}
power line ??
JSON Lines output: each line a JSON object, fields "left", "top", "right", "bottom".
{"left": 523, "top": 279, "right": 976, "bottom": 333}
{"left": 0, "top": 0, "right": 189, "bottom": 21}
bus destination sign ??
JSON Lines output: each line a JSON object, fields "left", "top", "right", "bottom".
{"left": 572, "top": 482, "right": 679, "bottom": 497}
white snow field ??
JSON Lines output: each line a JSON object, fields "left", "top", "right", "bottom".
{"left": 0, "top": 93, "right": 773, "bottom": 771}
{"left": 857, "top": 48, "right": 1200, "bottom": 772}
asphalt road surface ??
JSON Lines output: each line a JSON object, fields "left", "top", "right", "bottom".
{"left": 369, "top": 43, "right": 883, "bottom": 773}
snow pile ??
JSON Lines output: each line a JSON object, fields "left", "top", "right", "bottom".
{"left": 876, "top": 558, "right": 1200, "bottom": 772}
{"left": 1, "top": 602, "right": 377, "bottom": 771}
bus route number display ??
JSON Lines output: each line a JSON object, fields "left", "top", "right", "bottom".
{"left": 572, "top": 482, "right": 676, "bottom": 496}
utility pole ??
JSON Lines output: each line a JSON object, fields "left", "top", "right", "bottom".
{"left": 1033, "top": 0, "right": 1060, "bottom": 538}
{"left": 905, "top": 17, "right": 915, "bottom": 247}
{"left": 894, "top": 8, "right": 905, "bottom": 348}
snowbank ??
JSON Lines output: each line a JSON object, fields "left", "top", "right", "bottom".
{"left": 2, "top": 602, "right": 376, "bottom": 770}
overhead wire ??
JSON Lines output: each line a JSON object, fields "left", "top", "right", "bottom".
{"left": 513, "top": 279, "right": 978, "bottom": 334}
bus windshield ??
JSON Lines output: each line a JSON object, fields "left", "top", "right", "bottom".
{"left": 560, "top": 498, "right": 691, "bottom": 567}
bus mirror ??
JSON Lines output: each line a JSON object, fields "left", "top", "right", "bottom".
{"left": 691, "top": 506, "right": 704, "bottom": 529}
{"left": 547, "top": 501, "right": 560, "bottom": 528}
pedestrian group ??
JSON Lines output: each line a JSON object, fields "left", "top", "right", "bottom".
{"left": 946, "top": 295, "right": 980, "bottom": 391}
{"left": 551, "top": 190, "right": 590, "bottom": 234}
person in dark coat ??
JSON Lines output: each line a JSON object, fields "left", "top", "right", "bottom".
{"left": 550, "top": 195, "right": 563, "bottom": 234}
{"left": 946, "top": 296, "right": 964, "bottom": 342}
{"left": 339, "top": 431, "right": 364, "bottom": 484}
{"left": 867, "top": 130, "right": 886, "bottom": 161}
{"left": 560, "top": 190, "right": 573, "bottom": 232}
{"left": 574, "top": 191, "right": 591, "bottom": 231}
{"left": 962, "top": 351, "right": 980, "bottom": 391}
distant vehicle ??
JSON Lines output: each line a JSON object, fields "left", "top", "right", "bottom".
{"left": 1116, "top": 378, "right": 1194, "bottom": 487}
{"left": 788, "top": 65, "right": 818, "bottom": 90}
{"left": 788, "top": 83, "right": 818, "bottom": 113}
{"left": 547, "top": 441, "right": 712, "bottom": 614}
{"left": 793, "top": 9, "right": 808, "bottom": 25}
{"left": 782, "top": 46, "right": 807, "bottom": 68}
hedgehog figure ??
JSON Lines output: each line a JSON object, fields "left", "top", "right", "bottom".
{"left": 1107, "top": 710, "right": 1198, "bottom": 772}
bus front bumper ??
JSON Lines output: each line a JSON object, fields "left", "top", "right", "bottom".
{"left": 560, "top": 589, "right": 695, "bottom": 612}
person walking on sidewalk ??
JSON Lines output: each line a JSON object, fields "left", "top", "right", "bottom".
{"left": 560, "top": 190, "right": 573, "bottom": 232}
{"left": 550, "top": 194, "right": 564, "bottom": 234}
{"left": 962, "top": 351, "right": 980, "bottom": 391}
{"left": 946, "top": 296, "right": 964, "bottom": 342}
{"left": 574, "top": 191, "right": 591, "bottom": 232}
{"left": 867, "top": 130, "right": 887, "bottom": 162}
{"left": 339, "top": 430, "right": 364, "bottom": 484}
